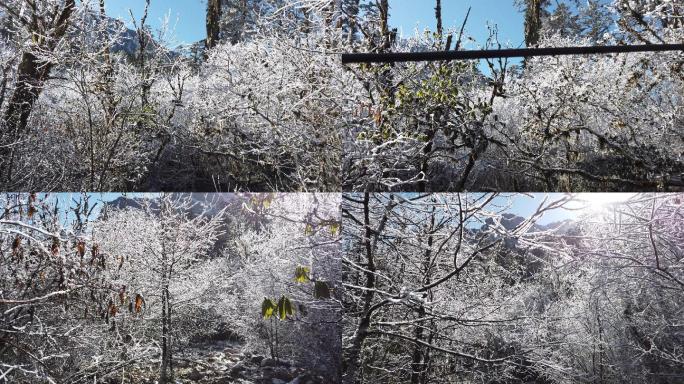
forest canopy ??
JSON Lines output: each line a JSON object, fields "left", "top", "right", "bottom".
{"left": 0, "top": 0, "right": 681, "bottom": 192}
{"left": 1, "top": 190, "right": 683, "bottom": 384}
{"left": 342, "top": 0, "right": 684, "bottom": 192}
{"left": 0, "top": 192, "right": 342, "bottom": 383}
{"left": 342, "top": 192, "right": 684, "bottom": 383}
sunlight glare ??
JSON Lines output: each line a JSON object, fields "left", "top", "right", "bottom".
{"left": 577, "top": 193, "right": 636, "bottom": 213}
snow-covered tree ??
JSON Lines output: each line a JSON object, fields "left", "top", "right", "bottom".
{"left": 342, "top": 1, "right": 683, "bottom": 191}
{"left": 209, "top": 193, "right": 343, "bottom": 379}
{"left": 1, "top": 192, "right": 344, "bottom": 383}
{"left": 0, "top": 193, "right": 123, "bottom": 383}
{"left": 0, "top": 0, "right": 362, "bottom": 191}
{"left": 342, "top": 192, "right": 684, "bottom": 383}
{"left": 95, "top": 194, "right": 225, "bottom": 383}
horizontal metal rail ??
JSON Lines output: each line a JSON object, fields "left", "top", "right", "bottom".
{"left": 341, "top": 43, "right": 684, "bottom": 64}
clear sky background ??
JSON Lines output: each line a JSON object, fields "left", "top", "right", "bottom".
{"left": 105, "top": 0, "right": 525, "bottom": 47}
{"left": 51, "top": 192, "right": 568, "bottom": 224}
{"left": 46, "top": 192, "right": 152, "bottom": 227}
{"left": 104, "top": 0, "right": 207, "bottom": 46}
{"left": 494, "top": 194, "right": 574, "bottom": 225}
{"left": 390, "top": 0, "right": 525, "bottom": 48}
{"left": 40, "top": 192, "right": 634, "bottom": 228}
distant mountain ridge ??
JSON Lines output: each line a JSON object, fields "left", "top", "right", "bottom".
{"left": 105, "top": 194, "right": 237, "bottom": 216}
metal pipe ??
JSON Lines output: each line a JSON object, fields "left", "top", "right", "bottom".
{"left": 341, "top": 44, "right": 684, "bottom": 64}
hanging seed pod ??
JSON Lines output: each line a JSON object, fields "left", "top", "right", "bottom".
{"left": 108, "top": 299, "right": 117, "bottom": 317}
{"left": 11, "top": 236, "right": 21, "bottom": 256}
{"left": 76, "top": 240, "right": 86, "bottom": 258}
{"left": 134, "top": 294, "right": 145, "bottom": 314}
{"left": 27, "top": 203, "right": 36, "bottom": 219}
{"left": 90, "top": 244, "right": 100, "bottom": 265}
{"left": 119, "top": 285, "right": 126, "bottom": 304}
{"left": 51, "top": 237, "right": 60, "bottom": 256}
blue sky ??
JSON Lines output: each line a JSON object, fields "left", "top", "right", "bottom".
{"left": 105, "top": 0, "right": 525, "bottom": 47}
{"left": 38, "top": 192, "right": 152, "bottom": 227}
{"left": 51, "top": 193, "right": 562, "bottom": 223}
{"left": 493, "top": 194, "right": 574, "bottom": 225}
{"left": 501, "top": 193, "right": 639, "bottom": 225}
{"left": 104, "top": 0, "right": 207, "bottom": 45}
{"left": 38, "top": 192, "right": 634, "bottom": 228}
{"left": 390, "top": 0, "right": 524, "bottom": 48}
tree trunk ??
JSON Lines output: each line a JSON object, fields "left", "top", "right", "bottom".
{"left": 206, "top": 0, "right": 223, "bottom": 51}
{"left": 3, "top": 52, "right": 45, "bottom": 140}
{"left": 410, "top": 207, "right": 434, "bottom": 384}
{"left": 418, "top": 119, "right": 439, "bottom": 192}
{"left": 1, "top": 0, "right": 76, "bottom": 182}
{"left": 160, "top": 240, "right": 172, "bottom": 383}
{"left": 421, "top": 320, "right": 434, "bottom": 384}
{"left": 410, "top": 309, "right": 425, "bottom": 384}
{"left": 137, "top": 2, "right": 151, "bottom": 112}
{"left": 524, "top": 0, "right": 543, "bottom": 47}
{"left": 435, "top": 0, "right": 443, "bottom": 39}
{"left": 237, "top": 0, "right": 248, "bottom": 44}
{"left": 168, "top": 299, "right": 175, "bottom": 382}
{"left": 3, "top": 0, "right": 75, "bottom": 135}
{"left": 596, "top": 298, "right": 605, "bottom": 384}
{"left": 160, "top": 279, "right": 169, "bottom": 383}
{"left": 270, "top": 320, "right": 275, "bottom": 358}
{"left": 375, "top": 0, "right": 395, "bottom": 107}
{"left": 345, "top": 193, "right": 375, "bottom": 384}
{"left": 346, "top": 194, "right": 398, "bottom": 384}
{"left": 160, "top": 281, "right": 171, "bottom": 382}
{"left": 378, "top": 0, "right": 391, "bottom": 52}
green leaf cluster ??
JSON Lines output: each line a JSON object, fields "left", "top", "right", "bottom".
{"left": 398, "top": 66, "right": 461, "bottom": 109}
{"left": 294, "top": 266, "right": 310, "bottom": 283}
{"left": 304, "top": 223, "right": 314, "bottom": 236}
{"left": 261, "top": 297, "right": 276, "bottom": 319}
{"left": 277, "top": 296, "right": 294, "bottom": 320}
{"left": 261, "top": 295, "right": 295, "bottom": 320}
{"left": 328, "top": 222, "right": 340, "bottom": 236}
